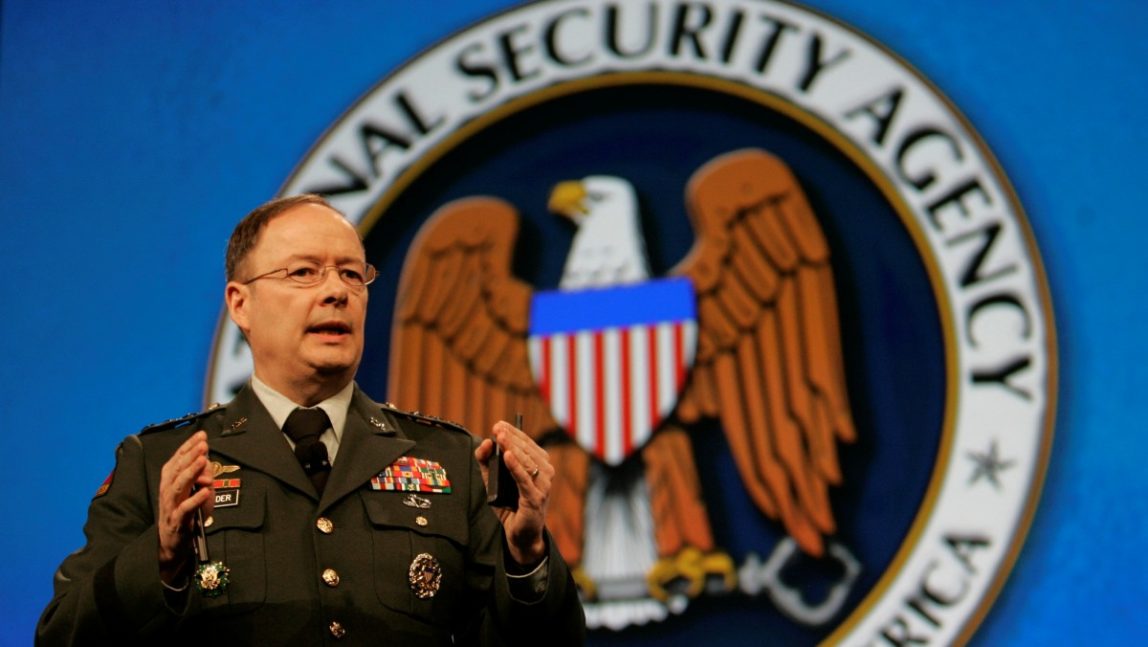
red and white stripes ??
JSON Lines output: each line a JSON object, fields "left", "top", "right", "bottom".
{"left": 529, "top": 320, "right": 697, "bottom": 465}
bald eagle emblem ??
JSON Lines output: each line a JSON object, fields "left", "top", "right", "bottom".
{"left": 388, "top": 148, "right": 857, "bottom": 628}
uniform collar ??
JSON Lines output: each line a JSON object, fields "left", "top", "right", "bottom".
{"left": 214, "top": 381, "right": 414, "bottom": 506}
{"left": 249, "top": 374, "right": 353, "bottom": 448}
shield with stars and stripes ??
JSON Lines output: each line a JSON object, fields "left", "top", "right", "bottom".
{"left": 527, "top": 277, "right": 698, "bottom": 466}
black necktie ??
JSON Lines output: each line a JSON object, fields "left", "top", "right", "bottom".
{"left": 283, "top": 407, "right": 332, "bottom": 495}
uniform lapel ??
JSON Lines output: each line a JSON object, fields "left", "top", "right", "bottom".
{"left": 319, "top": 387, "right": 414, "bottom": 510}
{"left": 208, "top": 385, "right": 316, "bottom": 498}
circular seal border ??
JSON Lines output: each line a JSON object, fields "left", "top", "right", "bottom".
{"left": 206, "top": 2, "right": 1056, "bottom": 643}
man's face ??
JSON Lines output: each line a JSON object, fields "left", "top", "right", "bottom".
{"left": 225, "top": 204, "right": 368, "bottom": 396}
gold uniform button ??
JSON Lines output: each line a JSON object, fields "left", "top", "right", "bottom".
{"left": 316, "top": 517, "right": 334, "bottom": 534}
{"left": 322, "top": 568, "right": 341, "bottom": 587}
{"left": 415, "top": 515, "right": 428, "bottom": 527}
{"left": 328, "top": 620, "right": 346, "bottom": 639}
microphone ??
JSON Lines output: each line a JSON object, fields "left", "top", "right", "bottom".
{"left": 487, "top": 413, "right": 522, "bottom": 509}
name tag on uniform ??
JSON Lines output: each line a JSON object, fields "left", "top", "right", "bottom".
{"left": 213, "top": 477, "right": 241, "bottom": 508}
{"left": 370, "top": 456, "right": 452, "bottom": 493}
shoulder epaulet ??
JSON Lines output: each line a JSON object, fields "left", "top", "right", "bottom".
{"left": 139, "top": 402, "right": 226, "bottom": 435}
{"left": 380, "top": 402, "right": 470, "bottom": 435}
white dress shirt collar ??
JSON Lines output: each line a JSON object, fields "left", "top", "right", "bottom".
{"left": 249, "top": 375, "right": 354, "bottom": 462}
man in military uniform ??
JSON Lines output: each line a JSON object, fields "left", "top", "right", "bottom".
{"left": 37, "top": 195, "right": 585, "bottom": 645}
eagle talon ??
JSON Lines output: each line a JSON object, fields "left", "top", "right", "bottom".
{"left": 700, "top": 550, "right": 737, "bottom": 594}
{"left": 647, "top": 547, "right": 737, "bottom": 602}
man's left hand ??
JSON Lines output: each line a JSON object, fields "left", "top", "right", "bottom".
{"left": 475, "top": 420, "right": 552, "bottom": 566}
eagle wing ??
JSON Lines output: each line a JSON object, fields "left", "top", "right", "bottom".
{"left": 672, "top": 149, "right": 856, "bottom": 557}
{"left": 387, "top": 197, "right": 558, "bottom": 439}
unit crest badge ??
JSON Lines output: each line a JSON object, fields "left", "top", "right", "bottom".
{"left": 208, "top": 2, "right": 1056, "bottom": 644}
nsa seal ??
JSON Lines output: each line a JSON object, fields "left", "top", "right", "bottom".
{"left": 207, "top": 1, "right": 1056, "bottom": 644}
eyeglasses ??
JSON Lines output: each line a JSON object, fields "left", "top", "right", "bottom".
{"left": 243, "top": 261, "right": 377, "bottom": 288}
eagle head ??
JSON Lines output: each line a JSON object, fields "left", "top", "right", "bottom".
{"left": 547, "top": 176, "right": 649, "bottom": 289}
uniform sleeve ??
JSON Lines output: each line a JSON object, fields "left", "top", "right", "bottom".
{"left": 461, "top": 443, "right": 586, "bottom": 646}
{"left": 488, "top": 528, "right": 584, "bottom": 646}
{"left": 36, "top": 435, "right": 185, "bottom": 645}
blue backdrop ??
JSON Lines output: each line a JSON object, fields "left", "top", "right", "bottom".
{"left": 1, "top": 1, "right": 1144, "bottom": 644}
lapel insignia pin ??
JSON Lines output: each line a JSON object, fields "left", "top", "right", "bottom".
{"left": 369, "top": 416, "right": 389, "bottom": 431}
{"left": 227, "top": 417, "right": 248, "bottom": 432}
{"left": 408, "top": 552, "right": 442, "bottom": 599}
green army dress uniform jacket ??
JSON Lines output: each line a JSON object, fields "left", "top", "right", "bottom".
{"left": 37, "top": 385, "right": 585, "bottom": 645}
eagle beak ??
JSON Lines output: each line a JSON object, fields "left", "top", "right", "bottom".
{"left": 548, "top": 180, "right": 588, "bottom": 219}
